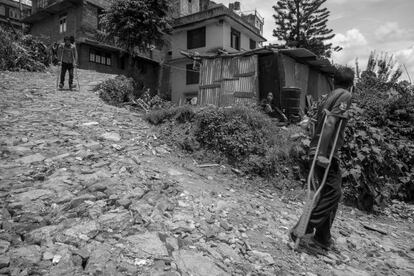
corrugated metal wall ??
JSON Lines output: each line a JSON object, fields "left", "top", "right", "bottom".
{"left": 198, "top": 55, "right": 258, "bottom": 107}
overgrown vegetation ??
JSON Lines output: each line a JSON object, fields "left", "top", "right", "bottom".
{"left": 94, "top": 75, "right": 138, "bottom": 106}
{"left": 145, "top": 105, "right": 300, "bottom": 181}
{"left": 0, "top": 26, "right": 49, "bottom": 72}
{"left": 94, "top": 75, "right": 173, "bottom": 109}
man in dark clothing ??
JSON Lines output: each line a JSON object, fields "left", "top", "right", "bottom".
{"left": 261, "top": 92, "right": 288, "bottom": 121}
{"left": 58, "top": 36, "right": 78, "bottom": 90}
{"left": 290, "top": 66, "right": 355, "bottom": 250}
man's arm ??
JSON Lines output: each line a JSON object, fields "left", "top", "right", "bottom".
{"left": 318, "top": 114, "right": 338, "bottom": 158}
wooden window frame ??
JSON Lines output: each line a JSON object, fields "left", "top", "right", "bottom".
{"left": 187, "top": 27, "right": 206, "bottom": 49}
{"left": 59, "top": 14, "right": 67, "bottom": 33}
{"left": 89, "top": 49, "right": 112, "bottom": 67}
{"left": 231, "top": 28, "right": 240, "bottom": 50}
{"left": 186, "top": 63, "right": 199, "bottom": 85}
{"left": 249, "top": 39, "right": 256, "bottom": 50}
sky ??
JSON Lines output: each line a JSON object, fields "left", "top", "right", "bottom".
{"left": 218, "top": 0, "right": 414, "bottom": 82}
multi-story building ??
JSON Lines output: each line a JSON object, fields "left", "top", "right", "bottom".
{"left": 168, "top": 0, "right": 266, "bottom": 104}
{"left": 0, "top": 0, "right": 31, "bottom": 30}
{"left": 22, "top": 0, "right": 161, "bottom": 91}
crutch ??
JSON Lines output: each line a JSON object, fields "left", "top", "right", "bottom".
{"left": 293, "top": 109, "right": 344, "bottom": 250}
{"left": 74, "top": 65, "right": 80, "bottom": 91}
{"left": 56, "top": 50, "right": 63, "bottom": 92}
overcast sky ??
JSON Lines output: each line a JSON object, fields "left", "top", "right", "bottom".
{"left": 220, "top": 0, "right": 414, "bottom": 82}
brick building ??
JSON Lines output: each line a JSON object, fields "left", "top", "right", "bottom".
{"left": 22, "top": 0, "right": 161, "bottom": 91}
{"left": 0, "top": 0, "right": 31, "bottom": 30}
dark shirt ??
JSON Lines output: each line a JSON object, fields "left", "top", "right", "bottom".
{"left": 309, "top": 88, "right": 352, "bottom": 159}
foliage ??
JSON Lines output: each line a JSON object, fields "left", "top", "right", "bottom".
{"left": 272, "top": 0, "right": 340, "bottom": 58}
{"left": 94, "top": 75, "right": 137, "bottom": 106}
{"left": 0, "top": 26, "right": 49, "bottom": 72}
{"left": 147, "top": 105, "right": 299, "bottom": 178}
{"left": 101, "top": 0, "right": 172, "bottom": 54}
{"left": 339, "top": 105, "right": 414, "bottom": 210}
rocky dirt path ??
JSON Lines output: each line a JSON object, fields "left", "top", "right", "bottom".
{"left": 0, "top": 69, "right": 413, "bottom": 276}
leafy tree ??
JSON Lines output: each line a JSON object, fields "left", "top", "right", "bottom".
{"left": 102, "top": 0, "right": 172, "bottom": 55}
{"left": 272, "top": 0, "right": 340, "bottom": 58}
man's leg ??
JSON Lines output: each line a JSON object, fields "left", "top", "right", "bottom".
{"left": 60, "top": 63, "right": 68, "bottom": 87}
{"left": 306, "top": 159, "right": 342, "bottom": 246}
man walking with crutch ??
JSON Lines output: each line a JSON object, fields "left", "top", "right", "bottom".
{"left": 57, "top": 36, "right": 78, "bottom": 90}
{"left": 290, "top": 66, "right": 355, "bottom": 251}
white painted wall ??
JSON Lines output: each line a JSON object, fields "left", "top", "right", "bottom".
{"left": 170, "top": 18, "right": 264, "bottom": 104}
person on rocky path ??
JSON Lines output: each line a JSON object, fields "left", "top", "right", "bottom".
{"left": 290, "top": 66, "right": 355, "bottom": 251}
{"left": 58, "top": 36, "right": 78, "bottom": 90}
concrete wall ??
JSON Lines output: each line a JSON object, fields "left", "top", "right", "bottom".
{"left": 170, "top": 60, "right": 199, "bottom": 103}
{"left": 29, "top": 5, "right": 82, "bottom": 44}
{"left": 171, "top": 20, "right": 224, "bottom": 60}
{"left": 222, "top": 20, "right": 257, "bottom": 52}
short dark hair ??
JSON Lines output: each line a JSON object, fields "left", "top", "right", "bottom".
{"left": 63, "top": 36, "right": 70, "bottom": 42}
{"left": 334, "top": 66, "right": 355, "bottom": 87}
{"left": 69, "top": 36, "right": 75, "bottom": 43}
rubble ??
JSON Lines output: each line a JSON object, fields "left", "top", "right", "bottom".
{"left": 0, "top": 70, "right": 412, "bottom": 275}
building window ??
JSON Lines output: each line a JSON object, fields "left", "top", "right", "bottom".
{"left": 187, "top": 27, "right": 206, "bottom": 49}
{"left": 59, "top": 15, "right": 67, "bottom": 33}
{"left": 231, "top": 28, "right": 240, "bottom": 50}
{"left": 9, "top": 8, "right": 20, "bottom": 19}
{"left": 0, "top": 5, "right": 5, "bottom": 16}
{"left": 186, "top": 64, "right": 199, "bottom": 85}
{"left": 37, "top": 0, "right": 47, "bottom": 9}
{"left": 249, "top": 39, "right": 256, "bottom": 50}
{"left": 89, "top": 49, "right": 112, "bottom": 66}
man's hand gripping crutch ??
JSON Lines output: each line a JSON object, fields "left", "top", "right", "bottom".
{"left": 292, "top": 109, "right": 345, "bottom": 250}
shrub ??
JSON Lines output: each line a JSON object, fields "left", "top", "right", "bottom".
{"left": 194, "top": 106, "right": 298, "bottom": 177}
{"left": 146, "top": 105, "right": 300, "bottom": 178}
{"left": 0, "top": 26, "right": 49, "bottom": 72}
{"left": 95, "top": 75, "right": 136, "bottom": 106}
{"left": 340, "top": 104, "right": 414, "bottom": 210}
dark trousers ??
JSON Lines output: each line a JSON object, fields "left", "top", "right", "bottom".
{"left": 60, "top": 62, "right": 74, "bottom": 86}
{"left": 305, "top": 158, "right": 342, "bottom": 244}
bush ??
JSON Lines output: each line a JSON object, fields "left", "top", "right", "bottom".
{"left": 0, "top": 26, "right": 49, "bottom": 71}
{"left": 340, "top": 105, "right": 414, "bottom": 210}
{"left": 95, "top": 75, "right": 136, "bottom": 106}
{"left": 146, "top": 105, "right": 300, "bottom": 178}
{"left": 194, "top": 106, "right": 298, "bottom": 177}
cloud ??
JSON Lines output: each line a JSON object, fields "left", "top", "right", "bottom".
{"left": 330, "top": 29, "right": 370, "bottom": 67}
{"left": 375, "top": 22, "right": 409, "bottom": 42}
{"left": 332, "top": 28, "right": 367, "bottom": 48}
{"left": 395, "top": 45, "right": 414, "bottom": 82}
{"left": 330, "top": 0, "right": 384, "bottom": 3}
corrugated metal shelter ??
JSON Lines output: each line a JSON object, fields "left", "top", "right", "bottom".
{"left": 193, "top": 47, "right": 335, "bottom": 112}
{"left": 199, "top": 55, "right": 259, "bottom": 106}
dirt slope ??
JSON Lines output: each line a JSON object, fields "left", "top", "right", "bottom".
{"left": 0, "top": 68, "right": 413, "bottom": 276}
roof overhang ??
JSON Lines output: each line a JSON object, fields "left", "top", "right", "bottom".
{"left": 173, "top": 5, "right": 266, "bottom": 42}
{"left": 22, "top": 0, "right": 81, "bottom": 23}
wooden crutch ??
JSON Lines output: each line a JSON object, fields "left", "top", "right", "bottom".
{"left": 293, "top": 110, "right": 344, "bottom": 250}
